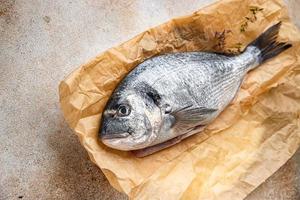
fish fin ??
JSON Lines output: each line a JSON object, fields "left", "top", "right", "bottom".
{"left": 131, "top": 127, "right": 204, "bottom": 157}
{"left": 131, "top": 135, "right": 183, "bottom": 157}
{"left": 171, "top": 105, "right": 217, "bottom": 131}
{"left": 249, "top": 21, "right": 292, "bottom": 63}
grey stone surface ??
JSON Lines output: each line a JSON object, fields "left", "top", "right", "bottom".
{"left": 0, "top": 0, "right": 299, "bottom": 199}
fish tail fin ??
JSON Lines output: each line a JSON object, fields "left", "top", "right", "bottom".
{"left": 248, "top": 21, "right": 292, "bottom": 63}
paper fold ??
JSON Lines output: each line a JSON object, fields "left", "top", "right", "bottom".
{"left": 59, "top": 0, "right": 300, "bottom": 199}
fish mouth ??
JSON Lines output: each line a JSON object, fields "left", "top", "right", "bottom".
{"left": 101, "top": 136, "right": 139, "bottom": 151}
{"left": 101, "top": 132, "right": 154, "bottom": 151}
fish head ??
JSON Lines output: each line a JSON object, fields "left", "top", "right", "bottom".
{"left": 99, "top": 90, "right": 162, "bottom": 151}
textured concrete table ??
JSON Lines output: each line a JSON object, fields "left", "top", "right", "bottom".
{"left": 1, "top": 0, "right": 299, "bottom": 199}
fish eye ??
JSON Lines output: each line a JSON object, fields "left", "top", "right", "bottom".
{"left": 117, "top": 104, "right": 131, "bottom": 116}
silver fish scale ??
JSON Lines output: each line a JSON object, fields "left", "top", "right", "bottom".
{"left": 123, "top": 51, "right": 257, "bottom": 117}
{"left": 101, "top": 22, "right": 292, "bottom": 152}
{"left": 109, "top": 48, "right": 260, "bottom": 146}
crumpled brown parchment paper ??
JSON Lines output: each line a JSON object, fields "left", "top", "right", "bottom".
{"left": 59, "top": 0, "right": 300, "bottom": 199}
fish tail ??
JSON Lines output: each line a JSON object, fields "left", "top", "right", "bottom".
{"left": 248, "top": 21, "right": 292, "bottom": 64}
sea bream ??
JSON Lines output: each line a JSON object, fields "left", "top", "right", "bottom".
{"left": 99, "top": 22, "right": 291, "bottom": 157}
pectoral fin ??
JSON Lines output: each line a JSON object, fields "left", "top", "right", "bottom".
{"left": 171, "top": 105, "right": 217, "bottom": 132}
{"left": 131, "top": 105, "right": 215, "bottom": 157}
